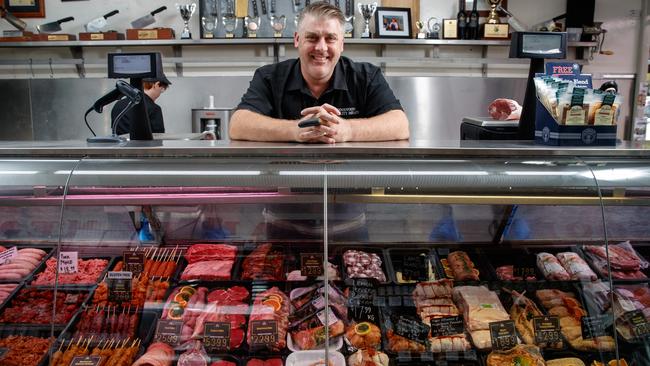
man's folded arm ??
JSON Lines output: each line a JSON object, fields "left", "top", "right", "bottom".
{"left": 229, "top": 109, "right": 300, "bottom": 142}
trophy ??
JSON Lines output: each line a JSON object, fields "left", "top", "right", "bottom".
{"left": 427, "top": 17, "right": 441, "bottom": 39}
{"left": 222, "top": 13, "right": 238, "bottom": 38}
{"left": 201, "top": 0, "right": 218, "bottom": 38}
{"left": 244, "top": 15, "right": 261, "bottom": 37}
{"left": 483, "top": 0, "right": 509, "bottom": 39}
{"left": 415, "top": 20, "right": 425, "bottom": 39}
{"left": 270, "top": 15, "right": 286, "bottom": 37}
{"left": 343, "top": 14, "right": 354, "bottom": 38}
{"left": 176, "top": 3, "right": 197, "bottom": 39}
{"left": 357, "top": 2, "right": 377, "bottom": 38}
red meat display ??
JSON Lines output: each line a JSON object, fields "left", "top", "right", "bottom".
{"left": 0, "top": 288, "right": 84, "bottom": 324}
{"left": 0, "top": 247, "right": 47, "bottom": 281}
{"left": 583, "top": 242, "right": 648, "bottom": 279}
{"left": 246, "top": 359, "right": 283, "bottom": 366}
{"left": 181, "top": 244, "right": 237, "bottom": 281}
{"left": 31, "top": 257, "right": 108, "bottom": 285}
{"left": 241, "top": 243, "right": 284, "bottom": 281}
{"left": 247, "top": 287, "right": 290, "bottom": 352}
{"left": 192, "top": 286, "right": 250, "bottom": 350}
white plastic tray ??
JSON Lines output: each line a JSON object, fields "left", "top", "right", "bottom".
{"left": 285, "top": 350, "right": 346, "bottom": 366}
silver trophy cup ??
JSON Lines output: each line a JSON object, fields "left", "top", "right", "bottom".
{"left": 357, "top": 2, "right": 377, "bottom": 38}
{"left": 244, "top": 15, "right": 261, "bottom": 37}
{"left": 270, "top": 15, "right": 286, "bottom": 38}
{"left": 176, "top": 3, "right": 197, "bottom": 39}
{"left": 222, "top": 14, "right": 238, "bottom": 38}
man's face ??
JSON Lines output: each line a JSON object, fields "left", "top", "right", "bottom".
{"left": 294, "top": 14, "right": 344, "bottom": 83}
{"left": 149, "top": 82, "right": 167, "bottom": 101}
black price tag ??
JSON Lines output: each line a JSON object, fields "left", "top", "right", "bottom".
{"left": 154, "top": 319, "right": 182, "bottom": 346}
{"left": 123, "top": 251, "right": 145, "bottom": 276}
{"left": 402, "top": 254, "right": 428, "bottom": 281}
{"left": 489, "top": 320, "right": 517, "bottom": 351}
{"left": 430, "top": 316, "right": 465, "bottom": 337}
{"left": 512, "top": 266, "right": 536, "bottom": 279}
{"left": 301, "top": 253, "right": 324, "bottom": 277}
{"left": 250, "top": 320, "right": 278, "bottom": 347}
{"left": 392, "top": 314, "right": 430, "bottom": 345}
{"left": 204, "top": 322, "right": 231, "bottom": 352}
{"left": 533, "top": 316, "right": 562, "bottom": 344}
{"left": 107, "top": 271, "right": 132, "bottom": 303}
{"left": 581, "top": 314, "right": 612, "bottom": 340}
{"left": 623, "top": 310, "right": 650, "bottom": 339}
{"left": 348, "top": 278, "right": 378, "bottom": 323}
{"left": 70, "top": 356, "right": 101, "bottom": 366}
{"left": 0, "top": 347, "right": 8, "bottom": 360}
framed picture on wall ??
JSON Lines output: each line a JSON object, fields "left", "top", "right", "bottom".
{"left": 461, "top": 0, "right": 508, "bottom": 18}
{"left": 374, "top": 7, "right": 412, "bottom": 39}
{"left": 3, "top": 0, "right": 45, "bottom": 18}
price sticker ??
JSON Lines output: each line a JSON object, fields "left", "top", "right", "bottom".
{"left": 107, "top": 271, "right": 132, "bottom": 303}
{"left": 533, "top": 316, "right": 562, "bottom": 344}
{"left": 430, "top": 316, "right": 465, "bottom": 337}
{"left": 581, "top": 314, "right": 612, "bottom": 340}
{"left": 154, "top": 319, "right": 182, "bottom": 347}
{"left": 203, "top": 322, "right": 230, "bottom": 352}
{"left": 402, "top": 254, "right": 428, "bottom": 281}
{"left": 392, "top": 314, "right": 430, "bottom": 345}
{"left": 123, "top": 251, "right": 145, "bottom": 276}
{"left": 623, "top": 310, "right": 650, "bottom": 339}
{"left": 58, "top": 251, "right": 78, "bottom": 274}
{"left": 250, "top": 320, "right": 278, "bottom": 347}
{"left": 0, "top": 247, "right": 17, "bottom": 265}
{"left": 70, "top": 356, "right": 101, "bottom": 366}
{"left": 489, "top": 320, "right": 517, "bottom": 351}
{"left": 301, "top": 253, "right": 324, "bottom": 277}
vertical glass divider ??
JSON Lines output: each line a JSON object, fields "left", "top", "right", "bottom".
{"left": 323, "top": 166, "right": 329, "bottom": 365}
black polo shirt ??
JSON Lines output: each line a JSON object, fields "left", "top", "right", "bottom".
{"left": 236, "top": 56, "right": 403, "bottom": 119}
{"left": 112, "top": 94, "right": 165, "bottom": 135}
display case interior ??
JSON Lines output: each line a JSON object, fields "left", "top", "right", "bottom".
{"left": 0, "top": 154, "right": 647, "bottom": 366}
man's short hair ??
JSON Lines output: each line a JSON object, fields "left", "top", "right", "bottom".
{"left": 297, "top": 1, "right": 345, "bottom": 30}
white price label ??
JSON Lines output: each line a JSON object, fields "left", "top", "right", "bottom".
{"left": 0, "top": 247, "right": 18, "bottom": 265}
{"left": 58, "top": 251, "right": 78, "bottom": 274}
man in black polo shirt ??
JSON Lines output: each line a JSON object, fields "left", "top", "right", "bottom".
{"left": 230, "top": 1, "right": 409, "bottom": 143}
{"left": 111, "top": 74, "right": 171, "bottom": 135}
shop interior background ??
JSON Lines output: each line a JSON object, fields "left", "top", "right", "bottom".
{"left": 0, "top": 0, "right": 646, "bottom": 141}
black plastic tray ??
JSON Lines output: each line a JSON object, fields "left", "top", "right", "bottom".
{"left": 385, "top": 247, "right": 440, "bottom": 284}
{"left": 0, "top": 246, "right": 54, "bottom": 285}
{"left": 28, "top": 255, "right": 115, "bottom": 289}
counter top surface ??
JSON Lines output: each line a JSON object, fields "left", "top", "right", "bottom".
{"left": 0, "top": 139, "right": 649, "bottom": 158}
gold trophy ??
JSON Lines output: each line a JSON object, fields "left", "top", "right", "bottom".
{"left": 483, "top": 0, "right": 509, "bottom": 39}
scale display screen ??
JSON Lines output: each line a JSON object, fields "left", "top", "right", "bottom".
{"left": 107, "top": 52, "right": 159, "bottom": 79}
{"left": 522, "top": 34, "right": 563, "bottom": 55}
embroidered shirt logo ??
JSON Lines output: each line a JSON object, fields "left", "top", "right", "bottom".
{"left": 339, "top": 107, "right": 359, "bottom": 117}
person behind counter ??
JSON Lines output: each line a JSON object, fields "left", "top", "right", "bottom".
{"left": 111, "top": 74, "right": 171, "bottom": 135}
{"left": 229, "top": 1, "right": 409, "bottom": 143}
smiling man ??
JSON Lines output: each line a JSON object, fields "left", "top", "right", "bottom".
{"left": 229, "top": 1, "right": 409, "bottom": 143}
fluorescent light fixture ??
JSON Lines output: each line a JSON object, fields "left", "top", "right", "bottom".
{"left": 278, "top": 171, "right": 489, "bottom": 176}
{"left": 583, "top": 168, "right": 649, "bottom": 181}
{"left": 54, "top": 170, "right": 261, "bottom": 176}
{"left": 504, "top": 171, "right": 578, "bottom": 176}
{"left": 0, "top": 171, "right": 39, "bottom": 175}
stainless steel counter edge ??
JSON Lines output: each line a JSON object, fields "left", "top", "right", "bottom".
{"left": 0, "top": 140, "right": 650, "bottom": 158}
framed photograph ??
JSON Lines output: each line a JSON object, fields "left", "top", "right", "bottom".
{"left": 3, "top": 0, "right": 45, "bottom": 17}
{"left": 461, "top": 0, "right": 508, "bottom": 18}
{"left": 374, "top": 7, "right": 412, "bottom": 39}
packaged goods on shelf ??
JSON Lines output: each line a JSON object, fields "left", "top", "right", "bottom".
{"left": 486, "top": 344, "right": 545, "bottom": 366}
{"left": 181, "top": 244, "right": 238, "bottom": 281}
{"left": 290, "top": 283, "right": 348, "bottom": 327}
{"left": 452, "top": 285, "right": 510, "bottom": 350}
{"left": 0, "top": 334, "right": 52, "bottom": 366}
{"left": 0, "top": 247, "right": 48, "bottom": 282}
{"left": 582, "top": 241, "right": 649, "bottom": 280}
{"left": 31, "top": 257, "right": 109, "bottom": 286}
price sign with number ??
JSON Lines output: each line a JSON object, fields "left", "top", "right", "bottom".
{"left": 301, "top": 253, "right": 324, "bottom": 277}
{"left": 107, "top": 271, "right": 132, "bottom": 303}
{"left": 70, "top": 356, "right": 101, "bottom": 366}
{"left": 533, "top": 316, "right": 562, "bottom": 344}
{"left": 250, "top": 320, "right": 278, "bottom": 347}
{"left": 123, "top": 251, "right": 145, "bottom": 276}
{"left": 581, "top": 314, "right": 612, "bottom": 340}
{"left": 623, "top": 310, "right": 650, "bottom": 339}
{"left": 392, "top": 314, "right": 430, "bottom": 345}
{"left": 58, "top": 251, "right": 78, "bottom": 274}
{"left": 489, "top": 320, "right": 517, "bottom": 351}
{"left": 204, "top": 322, "right": 230, "bottom": 352}
{"left": 154, "top": 319, "right": 182, "bottom": 346}
{"left": 430, "top": 316, "right": 465, "bottom": 337}
{"left": 348, "top": 278, "right": 378, "bottom": 323}
{"left": 513, "top": 265, "right": 536, "bottom": 279}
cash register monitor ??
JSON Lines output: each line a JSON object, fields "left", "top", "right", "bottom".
{"left": 107, "top": 52, "right": 163, "bottom": 140}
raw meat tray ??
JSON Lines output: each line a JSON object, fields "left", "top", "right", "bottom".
{"left": 524, "top": 246, "right": 599, "bottom": 283}
{"left": 436, "top": 248, "right": 489, "bottom": 284}
{"left": 479, "top": 247, "right": 542, "bottom": 282}
{"left": 0, "top": 327, "right": 57, "bottom": 366}
{"left": 27, "top": 255, "right": 116, "bottom": 289}
{"left": 0, "top": 246, "right": 55, "bottom": 284}
{"left": 332, "top": 245, "right": 392, "bottom": 284}
{"left": 579, "top": 243, "right": 650, "bottom": 284}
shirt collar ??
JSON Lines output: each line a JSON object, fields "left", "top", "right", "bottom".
{"left": 286, "top": 58, "right": 349, "bottom": 94}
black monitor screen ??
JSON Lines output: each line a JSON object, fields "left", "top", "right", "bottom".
{"left": 522, "top": 33, "right": 564, "bottom": 56}
{"left": 107, "top": 53, "right": 159, "bottom": 79}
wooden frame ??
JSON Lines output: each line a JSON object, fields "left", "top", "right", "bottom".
{"left": 374, "top": 7, "right": 412, "bottom": 39}
{"left": 460, "top": 0, "right": 508, "bottom": 18}
{"left": 3, "top": 0, "right": 45, "bottom": 18}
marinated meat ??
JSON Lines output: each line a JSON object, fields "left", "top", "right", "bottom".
{"left": 486, "top": 345, "right": 545, "bottom": 366}
{"left": 347, "top": 349, "right": 389, "bottom": 366}
{"left": 247, "top": 287, "right": 289, "bottom": 352}
{"left": 446, "top": 251, "right": 479, "bottom": 281}
{"left": 242, "top": 243, "right": 284, "bottom": 281}
{"left": 386, "top": 330, "right": 426, "bottom": 352}
{"left": 210, "top": 362, "right": 237, "bottom": 366}
{"left": 0, "top": 288, "right": 84, "bottom": 324}
{"left": 506, "top": 289, "right": 562, "bottom": 349}
{"left": 345, "top": 321, "right": 381, "bottom": 349}
{"left": 0, "top": 335, "right": 52, "bottom": 366}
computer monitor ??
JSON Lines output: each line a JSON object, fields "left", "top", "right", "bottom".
{"left": 107, "top": 53, "right": 161, "bottom": 79}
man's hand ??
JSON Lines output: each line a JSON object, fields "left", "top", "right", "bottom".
{"left": 296, "top": 104, "right": 352, "bottom": 144}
